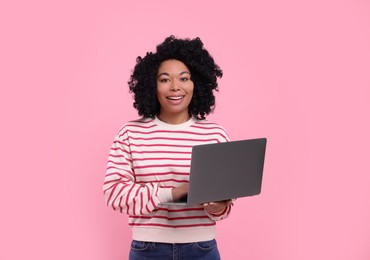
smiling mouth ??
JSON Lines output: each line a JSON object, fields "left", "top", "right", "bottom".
{"left": 167, "top": 96, "right": 184, "bottom": 100}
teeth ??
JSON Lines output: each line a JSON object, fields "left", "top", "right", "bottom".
{"left": 167, "top": 96, "right": 183, "bottom": 100}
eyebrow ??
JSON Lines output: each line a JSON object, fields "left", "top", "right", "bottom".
{"left": 157, "top": 71, "right": 191, "bottom": 78}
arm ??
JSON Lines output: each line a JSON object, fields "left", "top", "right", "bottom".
{"left": 103, "top": 129, "right": 173, "bottom": 216}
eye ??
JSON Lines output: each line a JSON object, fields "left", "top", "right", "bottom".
{"left": 180, "top": 77, "right": 190, "bottom": 82}
{"left": 159, "top": 78, "right": 170, "bottom": 83}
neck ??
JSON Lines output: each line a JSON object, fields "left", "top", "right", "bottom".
{"left": 157, "top": 113, "right": 191, "bottom": 125}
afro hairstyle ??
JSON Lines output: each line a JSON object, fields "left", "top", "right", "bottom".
{"left": 128, "top": 35, "right": 223, "bottom": 120}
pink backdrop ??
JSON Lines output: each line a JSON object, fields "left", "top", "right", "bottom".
{"left": 1, "top": 0, "right": 370, "bottom": 259}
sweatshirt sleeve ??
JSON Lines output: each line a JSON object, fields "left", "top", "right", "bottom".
{"left": 103, "top": 128, "right": 173, "bottom": 216}
{"left": 204, "top": 200, "right": 234, "bottom": 221}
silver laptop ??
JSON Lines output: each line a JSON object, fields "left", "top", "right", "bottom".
{"left": 161, "top": 138, "right": 267, "bottom": 206}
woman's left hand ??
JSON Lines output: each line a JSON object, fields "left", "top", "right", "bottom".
{"left": 203, "top": 200, "right": 232, "bottom": 214}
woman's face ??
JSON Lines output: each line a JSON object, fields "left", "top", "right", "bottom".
{"left": 156, "top": 59, "right": 194, "bottom": 124}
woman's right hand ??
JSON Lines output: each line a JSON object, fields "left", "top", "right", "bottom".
{"left": 171, "top": 183, "right": 189, "bottom": 201}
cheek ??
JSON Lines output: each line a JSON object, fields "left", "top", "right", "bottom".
{"left": 187, "top": 83, "right": 195, "bottom": 95}
{"left": 156, "top": 86, "right": 165, "bottom": 98}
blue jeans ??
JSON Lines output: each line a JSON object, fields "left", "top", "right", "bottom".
{"left": 129, "top": 239, "right": 221, "bottom": 260}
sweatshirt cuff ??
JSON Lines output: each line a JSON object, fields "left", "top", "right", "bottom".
{"left": 205, "top": 204, "right": 228, "bottom": 216}
{"left": 157, "top": 187, "right": 173, "bottom": 203}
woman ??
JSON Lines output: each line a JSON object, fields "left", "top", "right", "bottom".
{"left": 104, "top": 35, "right": 233, "bottom": 259}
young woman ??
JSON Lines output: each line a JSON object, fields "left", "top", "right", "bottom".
{"left": 104, "top": 36, "right": 233, "bottom": 260}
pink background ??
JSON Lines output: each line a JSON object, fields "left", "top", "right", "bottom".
{"left": 1, "top": 0, "right": 370, "bottom": 259}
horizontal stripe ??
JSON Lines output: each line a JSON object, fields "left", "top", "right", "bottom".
{"left": 154, "top": 207, "right": 205, "bottom": 212}
{"left": 134, "top": 164, "right": 189, "bottom": 169}
{"left": 111, "top": 147, "right": 130, "bottom": 152}
{"left": 128, "top": 136, "right": 221, "bottom": 142}
{"left": 106, "top": 166, "right": 128, "bottom": 171}
{"left": 132, "top": 157, "right": 190, "bottom": 161}
{"left": 113, "top": 140, "right": 130, "bottom": 146}
{"left": 105, "top": 172, "right": 128, "bottom": 178}
{"left": 136, "top": 179, "right": 188, "bottom": 184}
{"left": 109, "top": 156, "right": 133, "bottom": 164}
{"left": 131, "top": 150, "right": 191, "bottom": 155}
{"left": 129, "top": 215, "right": 209, "bottom": 221}
{"left": 128, "top": 143, "right": 193, "bottom": 148}
{"left": 108, "top": 153, "right": 129, "bottom": 158}
{"left": 128, "top": 222, "right": 215, "bottom": 228}
{"left": 125, "top": 129, "right": 226, "bottom": 137}
{"left": 107, "top": 160, "right": 130, "bottom": 166}
{"left": 135, "top": 171, "right": 189, "bottom": 177}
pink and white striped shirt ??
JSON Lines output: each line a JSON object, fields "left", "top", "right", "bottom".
{"left": 103, "top": 116, "right": 232, "bottom": 243}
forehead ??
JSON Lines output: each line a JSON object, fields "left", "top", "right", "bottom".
{"left": 157, "top": 59, "right": 190, "bottom": 74}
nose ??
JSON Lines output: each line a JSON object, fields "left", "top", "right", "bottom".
{"left": 170, "top": 80, "right": 180, "bottom": 91}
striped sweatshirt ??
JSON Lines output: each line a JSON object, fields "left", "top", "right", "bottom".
{"left": 103, "top": 116, "right": 233, "bottom": 243}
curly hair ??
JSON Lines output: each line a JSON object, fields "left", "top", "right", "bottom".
{"left": 128, "top": 35, "right": 223, "bottom": 120}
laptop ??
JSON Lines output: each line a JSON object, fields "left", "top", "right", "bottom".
{"left": 161, "top": 138, "right": 267, "bottom": 206}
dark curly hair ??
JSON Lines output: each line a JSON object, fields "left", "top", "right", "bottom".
{"left": 128, "top": 35, "right": 223, "bottom": 120}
